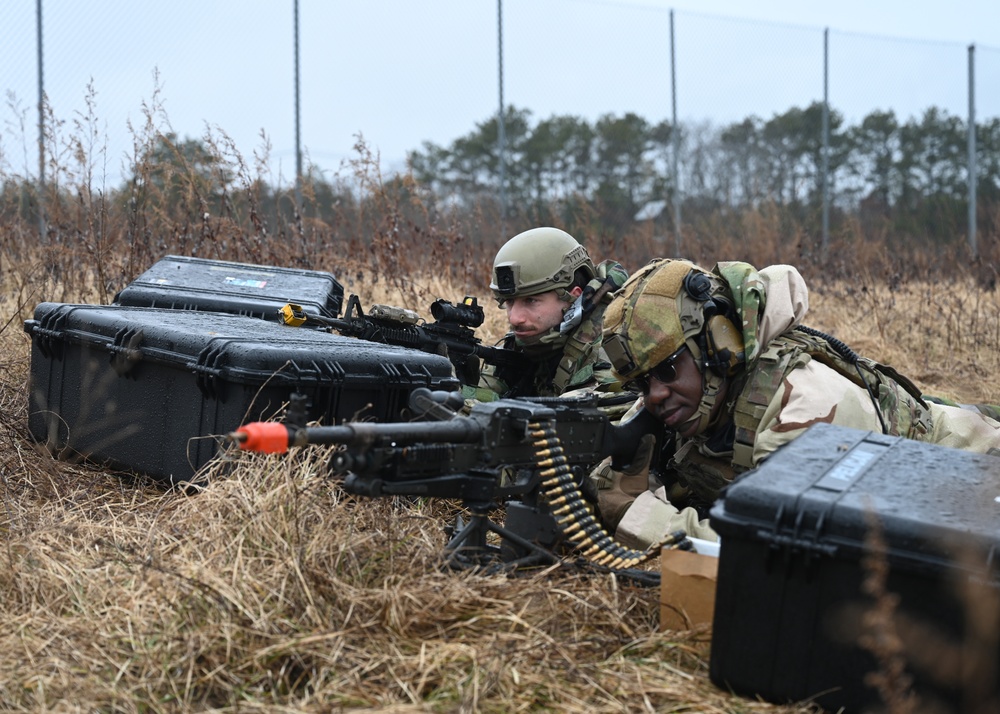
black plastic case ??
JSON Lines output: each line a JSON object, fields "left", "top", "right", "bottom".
{"left": 25, "top": 303, "right": 459, "bottom": 485}
{"left": 709, "top": 423, "right": 1000, "bottom": 713}
{"left": 114, "top": 254, "right": 344, "bottom": 320}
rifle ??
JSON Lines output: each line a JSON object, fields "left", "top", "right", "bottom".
{"left": 279, "top": 294, "right": 529, "bottom": 386}
{"left": 228, "top": 388, "right": 688, "bottom": 577}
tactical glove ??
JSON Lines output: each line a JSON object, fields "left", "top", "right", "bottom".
{"left": 594, "top": 260, "right": 629, "bottom": 296}
{"left": 593, "top": 433, "right": 657, "bottom": 531}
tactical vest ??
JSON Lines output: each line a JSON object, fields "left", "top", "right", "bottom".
{"left": 734, "top": 327, "right": 931, "bottom": 468}
{"left": 668, "top": 327, "right": 932, "bottom": 504}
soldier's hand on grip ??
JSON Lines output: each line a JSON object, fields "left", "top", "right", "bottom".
{"left": 592, "top": 432, "right": 657, "bottom": 531}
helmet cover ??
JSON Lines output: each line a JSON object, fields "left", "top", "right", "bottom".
{"left": 603, "top": 259, "right": 710, "bottom": 379}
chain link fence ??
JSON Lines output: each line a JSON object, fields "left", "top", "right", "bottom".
{"left": 3, "top": 1, "right": 998, "bottom": 240}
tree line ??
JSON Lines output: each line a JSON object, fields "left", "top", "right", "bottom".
{"left": 5, "top": 100, "right": 999, "bottom": 289}
{"left": 408, "top": 104, "right": 1000, "bottom": 247}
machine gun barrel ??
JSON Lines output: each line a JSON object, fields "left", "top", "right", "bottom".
{"left": 230, "top": 415, "right": 483, "bottom": 453}
{"left": 227, "top": 388, "right": 684, "bottom": 572}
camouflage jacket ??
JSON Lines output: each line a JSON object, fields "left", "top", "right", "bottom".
{"left": 615, "top": 262, "right": 1000, "bottom": 549}
{"left": 464, "top": 260, "right": 628, "bottom": 401}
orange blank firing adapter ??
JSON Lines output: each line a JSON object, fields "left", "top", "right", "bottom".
{"left": 231, "top": 422, "right": 291, "bottom": 453}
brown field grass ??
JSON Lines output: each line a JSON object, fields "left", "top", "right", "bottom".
{"left": 3, "top": 260, "right": 999, "bottom": 712}
{"left": 0, "top": 289, "right": 805, "bottom": 713}
{"left": 2, "top": 117, "right": 999, "bottom": 711}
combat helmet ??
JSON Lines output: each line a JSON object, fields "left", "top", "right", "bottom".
{"left": 490, "top": 227, "right": 596, "bottom": 306}
{"left": 602, "top": 258, "right": 746, "bottom": 435}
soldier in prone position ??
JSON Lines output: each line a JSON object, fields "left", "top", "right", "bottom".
{"left": 589, "top": 258, "right": 1000, "bottom": 548}
{"left": 464, "top": 227, "right": 629, "bottom": 402}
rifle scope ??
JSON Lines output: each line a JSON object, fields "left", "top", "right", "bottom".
{"left": 430, "top": 296, "right": 485, "bottom": 328}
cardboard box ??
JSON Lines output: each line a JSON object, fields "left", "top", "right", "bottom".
{"left": 659, "top": 548, "right": 719, "bottom": 631}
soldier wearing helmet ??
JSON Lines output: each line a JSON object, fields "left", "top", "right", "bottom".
{"left": 591, "top": 258, "right": 1000, "bottom": 548}
{"left": 467, "top": 226, "right": 629, "bottom": 400}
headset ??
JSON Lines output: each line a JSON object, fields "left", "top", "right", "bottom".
{"left": 682, "top": 271, "right": 745, "bottom": 378}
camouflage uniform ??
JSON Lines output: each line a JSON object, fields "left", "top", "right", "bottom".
{"left": 465, "top": 259, "right": 629, "bottom": 401}
{"left": 922, "top": 394, "right": 1000, "bottom": 423}
{"left": 596, "top": 259, "right": 1000, "bottom": 548}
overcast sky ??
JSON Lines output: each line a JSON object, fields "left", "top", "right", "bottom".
{"left": 2, "top": 0, "right": 999, "bottom": 187}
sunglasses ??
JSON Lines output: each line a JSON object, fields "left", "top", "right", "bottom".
{"left": 624, "top": 346, "right": 687, "bottom": 394}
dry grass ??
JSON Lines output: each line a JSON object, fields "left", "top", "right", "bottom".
{"left": 5, "top": 262, "right": 1000, "bottom": 711}
{"left": 3, "top": 103, "right": 999, "bottom": 711}
{"left": 808, "top": 276, "right": 1000, "bottom": 405}
{"left": 0, "top": 317, "right": 809, "bottom": 713}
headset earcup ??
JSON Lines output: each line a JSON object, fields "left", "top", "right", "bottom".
{"left": 705, "top": 315, "right": 745, "bottom": 376}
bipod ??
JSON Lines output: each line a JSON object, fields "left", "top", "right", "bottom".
{"left": 442, "top": 500, "right": 558, "bottom": 573}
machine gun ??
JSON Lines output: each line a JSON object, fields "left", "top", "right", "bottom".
{"left": 279, "top": 294, "right": 528, "bottom": 386}
{"left": 228, "top": 388, "right": 688, "bottom": 577}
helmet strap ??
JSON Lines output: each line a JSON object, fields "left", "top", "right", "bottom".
{"left": 512, "top": 326, "right": 568, "bottom": 352}
{"left": 685, "top": 338, "right": 728, "bottom": 436}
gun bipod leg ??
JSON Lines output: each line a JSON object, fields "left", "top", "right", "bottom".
{"left": 442, "top": 504, "right": 558, "bottom": 573}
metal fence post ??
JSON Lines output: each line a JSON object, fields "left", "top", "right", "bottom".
{"left": 821, "top": 28, "right": 829, "bottom": 258}
{"left": 968, "top": 43, "right": 977, "bottom": 260}
{"left": 497, "top": 0, "right": 506, "bottom": 239}
{"left": 670, "top": 9, "right": 681, "bottom": 255}
{"left": 36, "top": 0, "right": 46, "bottom": 244}
{"left": 294, "top": 0, "right": 302, "bottom": 211}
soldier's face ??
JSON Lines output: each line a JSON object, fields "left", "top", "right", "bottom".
{"left": 504, "top": 287, "right": 582, "bottom": 338}
{"left": 642, "top": 349, "right": 724, "bottom": 438}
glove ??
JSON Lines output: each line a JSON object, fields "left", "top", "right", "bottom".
{"left": 593, "top": 433, "right": 657, "bottom": 531}
{"left": 595, "top": 260, "right": 629, "bottom": 294}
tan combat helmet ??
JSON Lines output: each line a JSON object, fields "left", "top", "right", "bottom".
{"left": 490, "top": 227, "right": 596, "bottom": 305}
{"left": 603, "top": 258, "right": 745, "bottom": 435}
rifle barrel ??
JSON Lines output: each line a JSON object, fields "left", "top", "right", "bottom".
{"left": 292, "top": 418, "right": 483, "bottom": 448}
